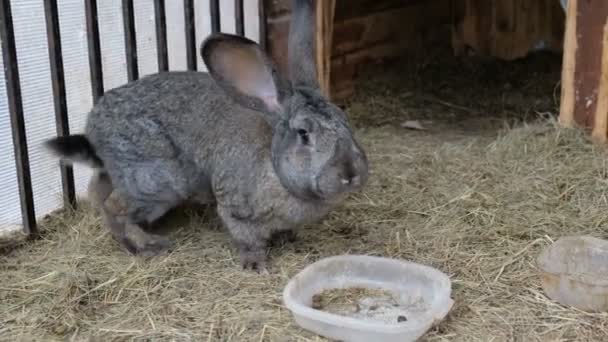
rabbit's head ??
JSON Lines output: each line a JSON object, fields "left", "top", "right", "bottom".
{"left": 201, "top": 0, "right": 368, "bottom": 202}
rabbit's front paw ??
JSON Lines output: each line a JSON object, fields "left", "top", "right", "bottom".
{"left": 238, "top": 248, "right": 269, "bottom": 275}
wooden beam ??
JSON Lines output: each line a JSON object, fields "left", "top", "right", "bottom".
{"left": 558, "top": 0, "right": 608, "bottom": 143}
{"left": 591, "top": 21, "right": 608, "bottom": 143}
{"left": 558, "top": 0, "right": 577, "bottom": 127}
{"left": 315, "top": 0, "right": 335, "bottom": 97}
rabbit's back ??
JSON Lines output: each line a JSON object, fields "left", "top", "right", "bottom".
{"left": 84, "top": 72, "right": 280, "bottom": 216}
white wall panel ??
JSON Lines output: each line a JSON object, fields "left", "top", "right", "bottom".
{"left": 0, "top": 36, "right": 21, "bottom": 232}
{"left": 220, "top": 1, "right": 237, "bottom": 35}
{"left": 98, "top": 0, "right": 128, "bottom": 90}
{"left": 166, "top": 0, "right": 188, "bottom": 71}
{"left": 57, "top": 1, "right": 94, "bottom": 207}
{"left": 11, "top": 1, "right": 62, "bottom": 230}
{"left": 244, "top": 0, "right": 261, "bottom": 43}
{"left": 134, "top": 0, "right": 158, "bottom": 77}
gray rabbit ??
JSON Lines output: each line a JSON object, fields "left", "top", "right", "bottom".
{"left": 45, "top": 0, "right": 368, "bottom": 272}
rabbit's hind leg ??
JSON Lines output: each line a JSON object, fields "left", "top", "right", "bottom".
{"left": 105, "top": 192, "right": 174, "bottom": 256}
{"left": 89, "top": 173, "right": 174, "bottom": 256}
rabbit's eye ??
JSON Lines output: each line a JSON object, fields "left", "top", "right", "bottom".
{"left": 297, "top": 129, "right": 310, "bottom": 145}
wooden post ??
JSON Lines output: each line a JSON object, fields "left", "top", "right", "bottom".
{"left": 559, "top": 0, "right": 608, "bottom": 143}
{"left": 559, "top": 0, "right": 577, "bottom": 128}
{"left": 592, "top": 22, "right": 608, "bottom": 143}
{"left": 315, "top": 0, "right": 335, "bottom": 98}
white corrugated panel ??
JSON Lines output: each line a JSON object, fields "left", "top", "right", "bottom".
{"left": 0, "top": 0, "right": 261, "bottom": 235}
{"left": 11, "top": 1, "right": 63, "bottom": 229}
{"left": 134, "top": 0, "right": 158, "bottom": 77}
{"left": 57, "top": 1, "right": 94, "bottom": 205}
{"left": 98, "top": 0, "right": 128, "bottom": 90}
{"left": 0, "top": 31, "right": 21, "bottom": 233}
{"left": 220, "top": 1, "right": 236, "bottom": 35}
{"left": 166, "top": 1, "right": 188, "bottom": 71}
{"left": 244, "top": 0, "right": 260, "bottom": 43}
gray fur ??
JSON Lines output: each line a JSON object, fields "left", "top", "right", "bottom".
{"left": 46, "top": 0, "right": 368, "bottom": 272}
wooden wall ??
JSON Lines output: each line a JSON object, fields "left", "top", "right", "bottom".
{"left": 331, "top": 0, "right": 452, "bottom": 100}
{"left": 266, "top": 0, "right": 452, "bottom": 101}
{"left": 265, "top": 0, "right": 565, "bottom": 102}
{"left": 452, "top": 0, "right": 565, "bottom": 60}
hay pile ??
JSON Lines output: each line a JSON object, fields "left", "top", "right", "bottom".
{"left": 2, "top": 53, "right": 608, "bottom": 341}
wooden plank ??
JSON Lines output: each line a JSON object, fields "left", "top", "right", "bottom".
{"left": 591, "top": 20, "right": 608, "bottom": 143}
{"left": 334, "top": 0, "right": 424, "bottom": 21}
{"left": 330, "top": 1, "right": 451, "bottom": 101}
{"left": 559, "top": 0, "right": 608, "bottom": 143}
{"left": 572, "top": 0, "right": 608, "bottom": 128}
{"left": 559, "top": 0, "right": 577, "bottom": 127}
{"left": 315, "top": 0, "right": 335, "bottom": 97}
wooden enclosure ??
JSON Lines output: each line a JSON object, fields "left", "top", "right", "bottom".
{"left": 559, "top": 0, "right": 608, "bottom": 143}
{"left": 263, "top": 0, "right": 608, "bottom": 142}
{"left": 266, "top": 0, "right": 565, "bottom": 100}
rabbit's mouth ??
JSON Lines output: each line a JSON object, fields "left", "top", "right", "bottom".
{"left": 313, "top": 176, "right": 361, "bottom": 202}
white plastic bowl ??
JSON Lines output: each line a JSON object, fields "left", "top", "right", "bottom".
{"left": 282, "top": 255, "right": 454, "bottom": 342}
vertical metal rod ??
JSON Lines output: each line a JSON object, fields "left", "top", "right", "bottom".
{"left": 183, "top": 0, "right": 197, "bottom": 71}
{"left": 44, "top": 0, "right": 77, "bottom": 210}
{"left": 0, "top": 0, "right": 37, "bottom": 235}
{"left": 258, "top": 0, "right": 267, "bottom": 51}
{"left": 210, "top": 0, "right": 220, "bottom": 33}
{"left": 84, "top": 0, "right": 104, "bottom": 102}
{"left": 235, "top": 0, "right": 244, "bottom": 36}
{"left": 154, "top": 0, "right": 168, "bottom": 72}
{"left": 122, "top": 0, "right": 139, "bottom": 81}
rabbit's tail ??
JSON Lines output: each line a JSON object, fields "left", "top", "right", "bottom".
{"left": 45, "top": 134, "right": 103, "bottom": 168}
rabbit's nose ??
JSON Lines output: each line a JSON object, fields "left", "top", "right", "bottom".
{"left": 341, "top": 175, "right": 362, "bottom": 188}
{"left": 340, "top": 172, "right": 361, "bottom": 188}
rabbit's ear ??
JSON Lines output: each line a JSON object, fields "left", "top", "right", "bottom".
{"left": 288, "top": 0, "right": 319, "bottom": 89}
{"left": 202, "top": 33, "right": 288, "bottom": 121}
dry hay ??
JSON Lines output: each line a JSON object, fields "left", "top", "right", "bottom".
{"left": 347, "top": 49, "right": 562, "bottom": 133}
{"left": 2, "top": 53, "right": 608, "bottom": 341}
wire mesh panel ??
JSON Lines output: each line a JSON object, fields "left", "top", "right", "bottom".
{"left": 0, "top": 0, "right": 266, "bottom": 237}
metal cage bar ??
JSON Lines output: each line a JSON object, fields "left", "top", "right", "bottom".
{"left": 235, "top": 0, "right": 244, "bottom": 36}
{"left": 84, "top": 0, "right": 104, "bottom": 102}
{"left": 44, "top": 0, "right": 77, "bottom": 210}
{"left": 0, "top": 0, "right": 37, "bottom": 235}
{"left": 122, "top": 0, "right": 139, "bottom": 81}
{"left": 184, "top": 0, "right": 197, "bottom": 71}
{"left": 258, "top": 0, "right": 267, "bottom": 51}
{"left": 154, "top": 0, "right": 168, "bottom": 72}
{"left": 210, "top": 0, "right": 220, "bottom": 33}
